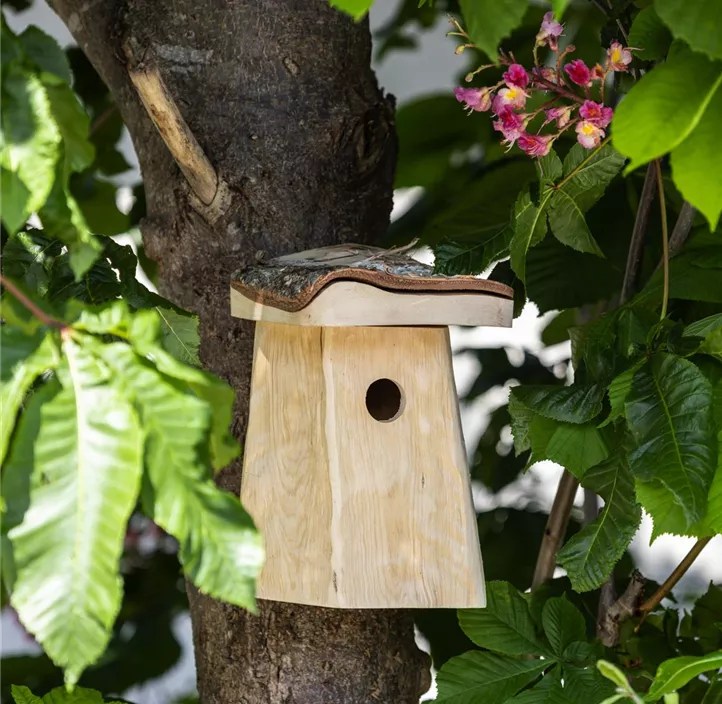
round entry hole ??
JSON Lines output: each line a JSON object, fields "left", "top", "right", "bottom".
{"left": 365, "top": 378, "right": 404, "bottom": 423}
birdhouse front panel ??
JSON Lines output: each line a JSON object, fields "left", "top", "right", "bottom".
{"left": 231, "top": 244, "right": 514, "bottom": 609}
{"left": 242, "top": 322, "right": 484, "bottom": 608}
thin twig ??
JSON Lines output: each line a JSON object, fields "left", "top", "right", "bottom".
{"left": 0, "top": 274, "right": 67, "bottom": 330}
{"left": 637, "top": 538, "right": 713, "bottom": 625}
{"left": 620, "top": 162, "right": 657, "bottom": 305}
{"left": 532, "top": 471, "right": 579, "bottom": 588}
{"left": 89, "top": 103, "right": 118, "bottom": 136}
{"left": 654, "top": 160, "right": 669, "bottom": 320}
{"left": 666, "top": 202, "right": 697, "bottom": 261}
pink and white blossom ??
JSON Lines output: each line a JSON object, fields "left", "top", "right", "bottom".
{"left": 576, "top": 120, "right": 605, "bottom": 149}
{"left": 493, "top": 110, "right": 525, "bottom": 149}
{"left": 607, "top": 41, "right": 633, "bottom": 72}
{"left": 454, "top": 86, "right": 492, "bottom": 112}
{"left": 492, "top": 85, "right": 528, "bottom": 113}
{"left": 536, "top": 11, "right": 564, "bottom": 51}
{"left": 579, "top": 100, "right": 613, "bottom": 128}
{"left": 544, "top": 105, "right": 574, "bottom": 129}
{"left": 564, "top": 59, "right": 591, "bottom": 87}
{"left": 503, "top": 63, "right": 530, "bottom": 89}
{"left": 518, "top": 132, "right": 553, "bottom": 157}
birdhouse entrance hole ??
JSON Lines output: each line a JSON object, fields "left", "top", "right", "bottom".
{"left": 365, "top": 378, "right": 404, "bottom": 423}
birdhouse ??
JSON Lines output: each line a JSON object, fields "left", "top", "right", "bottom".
{"left": 230, "top": 245, "right": 513, "bottom": 609}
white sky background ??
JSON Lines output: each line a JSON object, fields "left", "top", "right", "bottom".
{"left": 2, "top": 1, "right": 721, "bottom": 701}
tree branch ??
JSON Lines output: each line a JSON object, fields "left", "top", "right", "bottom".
{"left": 123, "top": 37, "right": 228, "bottom": 220}
{"left": 655, "top": 201, "right": 697, "bottom": 270}
{"left": 598, "top": 571, "right": 645, "bottom": 647}
{"left": 531, "top": 471, "right": 579, "bottom": 589}
{"left": 0, "top": 274, "right": 67, "bottom": 330}
{"left": 620, "top": 161, "right": 657, "bottom": 305}
{"left": 637, "top": 537, "right": 713, "bottom": 624}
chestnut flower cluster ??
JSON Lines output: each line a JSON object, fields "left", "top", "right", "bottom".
{"left": 451, "top": 12, "right": 633, "bottom": 158}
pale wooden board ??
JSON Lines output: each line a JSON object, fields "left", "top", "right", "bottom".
{"left": 231, "top": 280, "right": 513, "bottom": 328}
{"left": 241, "top": 322, "right": 486, "bottom": 608}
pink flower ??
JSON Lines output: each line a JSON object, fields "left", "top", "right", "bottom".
{"left": 536, "top": 11, "right": 564, "bottom": 50}
{"left": 607, "top": 41, "right": 633, "bottom": 72}
{"left": 579, "top": 100, "right": 613, "bottom": 128}
{"left": 492, "top": 85, "right": 528, "bottom": 114}
{"left": 544, "top": 105, "right": 574, "bottom": 128}
{"left": 503, "top": 63, "right": 530, "bottom": 89}
{"left": 576, "top": 120, "right": 605, "bottom": 149}
{"left": 454, "top": 86, "right": 492, "bottom": 112}
{"left": 518, "top": 132, "right": 553, "bottom": 157}
{"left": 564, "top": 59, "right": 591, "bottom": 86}
{"left": 590, "top": 63, "right": 605, "bottom": 81}
{"left": 493, "top": 110, "right": 525, "bottom": 149}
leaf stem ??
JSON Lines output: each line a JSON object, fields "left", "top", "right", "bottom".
{"left": 654, "top": 160, "right": 669, "bottom": 321}
{"left": 666, "top": 201, "right": 697, "bottom": 261}
{"left": 553, "top": 137, "right": 612, "bottom": 191}
{"left": 531, "top": 470, "right": 579, "bottom": 589}
{"left": 0, "top": 274, "right": 67, "bottom": 330}
{"left": 620, "top": 162, "right": 657, "bottom": 305}
{"left": 637, "top": 537, "right": 712, "bottom": 625}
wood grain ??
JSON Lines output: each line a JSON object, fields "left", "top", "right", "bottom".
{"left": 231, "top": 280, "right": 512, "bottom": 328}
{"left": 241, "top": 323, "right": 485, "bottom": 608}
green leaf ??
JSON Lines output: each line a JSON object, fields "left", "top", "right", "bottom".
{"left": 38, "top": 686, "right": 104, "bottom": 704}
{"left": 612, "top": 47, "right": 722, "bottom": 228}
{"left": 0, "top": 327, "right": 58, "bottom": 464}
{"left": 328, "top": 0, "right": 373, "bottom": 20}
{"left": 95, "top": 343, "right": 262, "bottom": 609}
{"left": 459, "top": 581, "right": 549, "bottom": 657}
{"left": 508, "top": 674, "right": 574, "bottom": 704}
{"left": 510, "top": 186, "right": 550, "bottom": 282}
{"left": 511, "top": 384, "right": 605, "bottom": 424}
{"left": 39, "top": 171, "right": 102, "bottom": 279}
{"left": 635, "top": 479, "right": 689, "bottom": 539}
{"left": 645, "top": 651, "right": 722, "bottom": 702}
{"left": 655, "top": 0, "right": 722, "bottom": 61}
{"left": 11, "top": 686, "right": 42, "bottom": 704}
{"left": 429, "top": 161, "right": 535, "bottom": 275}
{"left": 558, "top": 457, "right": 642, "bottom": 591}
{"left": 684, "top": 313, "right": 722, "bottom": 338}
{"left": 19, "top": 26, "right": 72, "bottom": 84}
{"left": 459, "top": 0, "right": 528, "bottom": 60}
{"left": 2, "top": 230, "right": 63, "bottom": 295}
{"left": 625, "top": 354, "right": 717, "bottom": 528}
{"left": 565, "top": 664, "right": 618, "bottom": 702}
{"left": 0, "top": 67, "right": 61, "bottom": 233}
{"left": 600, "top": 360, "right": 646, "bottom": 428}
{"left": 547, "top": 144, "right": 625, "bottom": 256}
{"left": 509, "top": 391, "right": 535, "bottom": 455}
{"left": 5, "top": 337, "right": 144, "bottom": 686}
{"left": 138, "top": 344, "right": 239, "bottom": 471}
{"left": 628, "top": 6, "right": 673, "bottom": 61}
{"left": 536, "top": 150, "right": 563, "bottom": 187}
{"left": 543, "top": 423, "right": 609, "bottom": 479}
{"left": 46, "top": 83, "right": 95, "bottom": 173}
{"left": 436, "top": 651, "right": 548, "bottom": 704}
{"left": 542, "top": 596, "right": 586, "bottom": 657}
{"left": 701, "top": 329, "right": 722, "bottom": 362}
{"left": 155, "top": 307, "right": 201, "bottom": 366}
{"left": 597, "top": 661, "right": 640, "bottom": 696}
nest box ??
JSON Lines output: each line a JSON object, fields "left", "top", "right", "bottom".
{"left": 230, "top": 245, "right": 513, "bottom": 609}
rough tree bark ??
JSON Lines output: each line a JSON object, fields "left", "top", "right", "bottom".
{"left": 49, "top": 0, "right": 430, "bottom": 701}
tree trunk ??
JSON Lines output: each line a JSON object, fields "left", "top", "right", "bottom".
{"left": 50, "top": 0, "right": 430, "bottom": 701}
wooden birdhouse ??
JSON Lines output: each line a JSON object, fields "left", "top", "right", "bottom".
{"left": 230, "top": 245, "right": 513, "bottom": 609}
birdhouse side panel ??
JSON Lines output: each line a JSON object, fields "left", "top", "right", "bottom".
{"left": 241, "top": 323, "right": 336, "bottom": 605}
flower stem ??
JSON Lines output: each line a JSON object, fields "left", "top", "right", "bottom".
{"left": 0, "top": 274, "right": 67, "bottom": 330}
{"left": 654, "top": 159, "right": 669, "bottom": 321}
{"left": 553, "top": 136, "right": 612, "bottom": 191}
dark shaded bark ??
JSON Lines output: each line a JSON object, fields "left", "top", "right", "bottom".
{"left": 50, "top": 0, "right": 429, "bottom": 700}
